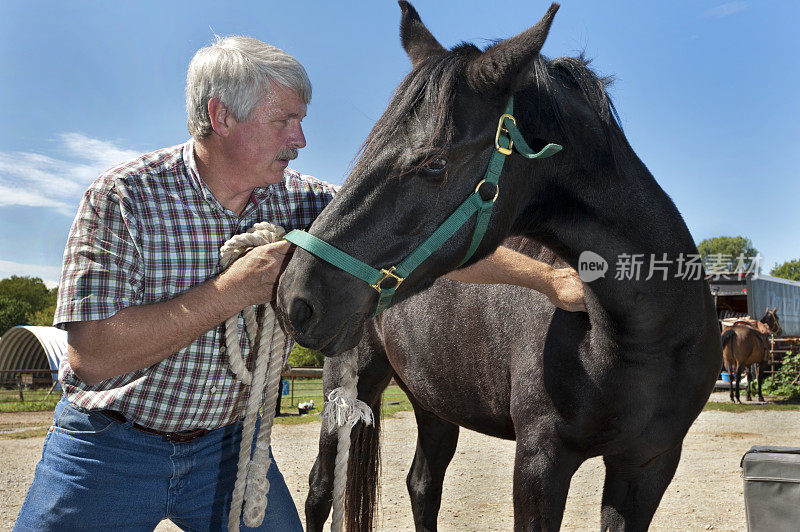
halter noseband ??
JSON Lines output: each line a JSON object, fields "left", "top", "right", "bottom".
{"left": 283, "top": 96, "right": 562, "bottom": 315}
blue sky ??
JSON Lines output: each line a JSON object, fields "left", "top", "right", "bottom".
{"left": 1, "top": 0, "right": 798, "bottom": 287}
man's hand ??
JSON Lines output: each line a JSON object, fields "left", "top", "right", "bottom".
{"left": 68, "top": 239, "right": 295, "bottom": 385}
{"left": 218, "top": 240, "right": 294, "bottom": 306}
{"left": 544, "top": 267, "right": 587, "bottom": 312}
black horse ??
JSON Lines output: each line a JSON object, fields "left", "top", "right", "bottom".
{"left": 277, "top": 2, "right": 722, "bottom": 530}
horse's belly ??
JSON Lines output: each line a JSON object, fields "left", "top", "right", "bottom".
{"left": 393, "top": 366, "right": 517, "bottom": 440}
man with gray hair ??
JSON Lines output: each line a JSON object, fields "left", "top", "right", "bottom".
{"left": 16, "top": 35, "right": 584, "bottom": 531}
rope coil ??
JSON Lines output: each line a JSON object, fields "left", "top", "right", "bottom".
{"left": 221, "top": 222, "right": 372, "bottom": 532}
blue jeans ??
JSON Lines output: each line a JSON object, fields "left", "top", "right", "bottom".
{"left": 15, "top": 397, "right": 303, "bottom": 531}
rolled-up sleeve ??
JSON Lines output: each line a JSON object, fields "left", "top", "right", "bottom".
{"left": 54, "top": 178, "right": 144, "bottom": 328}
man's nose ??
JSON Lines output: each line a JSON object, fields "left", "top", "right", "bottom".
{"left": 290, "top": 123, "right": 306, "bottom": 149}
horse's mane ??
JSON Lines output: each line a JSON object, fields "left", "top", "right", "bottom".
{"left": 540, "top": 53, "right": 622, "bottom": 139}
{"left": 351, "top": 43, "right": 624, "bottom": 179}
{"left": 351, "top": 45, "right": 477, "bottom": 179}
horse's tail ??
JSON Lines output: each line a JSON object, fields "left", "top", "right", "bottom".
{"left": 721, "top": 328, "right": 737, "bottom": 370}
{"left": 345, "top": 399, "right": 382, "bottom": 531}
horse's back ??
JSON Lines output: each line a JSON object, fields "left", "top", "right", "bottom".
{"left": 722, "top": 324, "right": 767, "bottom": 368}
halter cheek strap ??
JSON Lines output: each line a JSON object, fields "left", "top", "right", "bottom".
{"left": 284, "top": 96, "right": 562, "bottom": 315}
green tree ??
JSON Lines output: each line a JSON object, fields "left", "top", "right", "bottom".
{"left": 288, "top": 344, "right": 325, "bottom": 367}
{"left": 0, "top": 276, "right": 54, "bottom": 314}
{"left": 770, "top": 259, "right": 800, "bottom": 282}
{"left": 696, "top": 236, "right": 760, "bottom": 273}
{"left": 28, "top": 303, "right": 57, "bottom": 327}
{"left": 0, "top": 297, "right": 32, "bottom": 336}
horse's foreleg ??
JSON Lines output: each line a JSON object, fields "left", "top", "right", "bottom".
{"left": 305, "top": 429, "right": 338, "bottom": 532}
{"left": 513, "top": 438, "right": 582, "bottom": 531}
{"left": 757, "top": 362, "right": 765, "bottom": 402}
{"left": 600, "top": 443, "right": 682, "bottom": 532}
{"left": 406, "top": 401, "right": 460, "bottom": 532}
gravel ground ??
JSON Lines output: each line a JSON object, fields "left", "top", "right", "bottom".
{"left": 3, "top": 397, "right": 799, "bottom": 531}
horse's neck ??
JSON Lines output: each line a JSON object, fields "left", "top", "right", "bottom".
{"left": 522, "top": 157, "right": 708, "bottom": 339}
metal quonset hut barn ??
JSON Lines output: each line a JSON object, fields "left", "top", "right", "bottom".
{"left": 0, "top": 326, "right": 66, "bottom": 386}
{"left": 709, "top": 273, "right": 800, "bottom": 336}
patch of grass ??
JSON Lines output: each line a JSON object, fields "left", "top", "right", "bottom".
{"left": 0, "top": 427, "right": 50, "bottom": 439}
{"left": 273, "top": 381, "right": 414, "bottom": 425}
{"left": 0, "top": 388, "right": 58, "bottom": 401}
{"left": 272, "top": 379, "right": 412, "bottom": 424}
{"left": 273, "top": 412, "right": 320, "bottom": 425}
{"left": 703, "top": 400, "right": 800, "bottom": 413}
{"left": 272, "top": 402, "right": 414, "bottom": 425}
{"left": 380, "top": 395, "right": 414, "bottom": 419}
{"left": 0, "top": 398, "right": 60, "bottom": 413}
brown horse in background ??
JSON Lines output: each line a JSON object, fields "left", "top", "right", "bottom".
{"left": 722, "top": 307, "right": 781, "bottom": 403}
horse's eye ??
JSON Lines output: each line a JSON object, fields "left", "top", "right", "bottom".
{"left": 424, "top": 157, "right": 447, "bottom": 173}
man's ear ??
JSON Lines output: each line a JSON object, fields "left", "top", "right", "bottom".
{"left": 208, "top": 97, "right": 235, "bottom": 137}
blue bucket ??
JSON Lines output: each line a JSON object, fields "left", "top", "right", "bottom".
{"left": 721, "top": 371, "right": 730, "bottom": 383}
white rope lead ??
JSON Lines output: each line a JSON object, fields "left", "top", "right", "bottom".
{"left": 220, "top": 223, "right": 286, "bottom": 532}
{"left": 221, "top": 222, "right": 372, "bottom": 532}
{"left": 320, "top": 350, "right": 374, "bottom": 532}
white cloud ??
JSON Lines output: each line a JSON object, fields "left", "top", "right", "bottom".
{"left": 0, "top": 133, "right": 140, "bottom": 216}
{"left": 704, "top": 1, "right": 748, "bottom": 18}
{"left": 0, "top": 184, "right": 73, "bottom": 211}
{"left": 0, "top": 260, "right": 62, "bottom": 288}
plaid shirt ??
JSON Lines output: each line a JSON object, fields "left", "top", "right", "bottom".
{"left": 55, "top": 140, "right": 338, "bottom": 432}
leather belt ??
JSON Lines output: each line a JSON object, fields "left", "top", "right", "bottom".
{"left": 100, "top": 409, "right": 209, "bottom": 443}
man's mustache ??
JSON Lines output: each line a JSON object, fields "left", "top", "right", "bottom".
{"left": 276, "top": 148, "right": 298, "bottom": 161}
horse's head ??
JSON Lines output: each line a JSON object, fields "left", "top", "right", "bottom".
{"left": 278, "top": 2, "right": 563, "bottom": 355}
{"left": 760, "top": 306, "right": 782, "bottom": 335}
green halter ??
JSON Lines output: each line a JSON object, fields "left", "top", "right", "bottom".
{"left": 283, "top": 96, "right": 562, "bottom": 315}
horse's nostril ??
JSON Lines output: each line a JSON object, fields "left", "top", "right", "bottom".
{"left": 289, "top": 297, "right": 315, "bottom": 330}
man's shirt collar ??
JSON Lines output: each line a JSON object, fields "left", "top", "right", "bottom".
{"left": 182, "top": 139, "right": 276, "bottom": 217}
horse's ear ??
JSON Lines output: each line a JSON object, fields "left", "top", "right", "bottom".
{"left": 467, "top": 3, "right": 559, "bottom": 96}
{"left": 399, "top": 1, "right": 445, "bottom": 67}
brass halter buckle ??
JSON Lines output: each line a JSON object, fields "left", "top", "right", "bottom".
{"left": 370, "top": 266, "right": 405, "bottom": 293}
{"left": 494, "top": 113, "right": 515, "bottom": 155}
